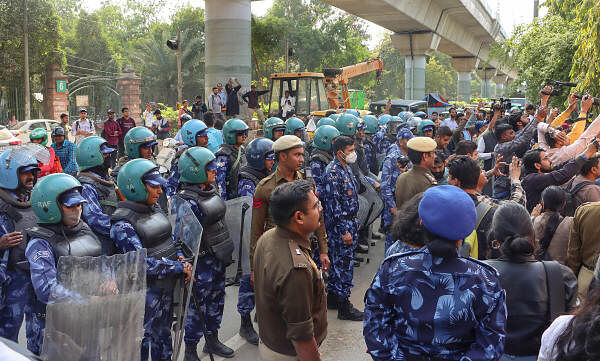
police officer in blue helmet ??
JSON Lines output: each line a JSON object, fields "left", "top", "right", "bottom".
{"left": 0, "top": 148, "right": 40, "bottom": 353}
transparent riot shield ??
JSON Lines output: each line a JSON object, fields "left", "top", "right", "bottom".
{"left": 170, "top": 195, "right": 204, "bottom": 360}
{"left": 359, "top": 175, "right": 384, "bottom": 227}
{"left": 376, "top": 153, "right": 385, "bottom": 173}
{"left": 224, "top": 196, "right": 252, "bottom": 284}
{"left": 357, "top": 194, "right": 370, "bottom": 229}
{"left": 41, "top": 249, "right": 147, "bottom": 361}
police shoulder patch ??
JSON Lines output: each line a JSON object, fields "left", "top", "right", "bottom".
{"left": 288, "top": 240, "right": 308, "bottom": 269}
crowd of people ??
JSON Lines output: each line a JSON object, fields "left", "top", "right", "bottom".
{"left": 1, "top": 82, "right": 600, "bottom": 361}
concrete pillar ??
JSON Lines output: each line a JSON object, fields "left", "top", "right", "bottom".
{"left": 43, "top": 64, "right": 69, "bottom": 121}
{"left": 404, "top": 55, "right": 426, "bottom": 100}
{"left": 477, "top": 67, "right": 495, "bottom": 99}
{"left": 451, "top": 57, "right": 479, "bottom": 103}
{"left": 391, "top": 32, "right": 440, "bottom": 100}
{"left": 205, "top": 0, "right": 251, "bottom": 100}
{"left": 117, "top": 67, "right": 142, "bottom": 121}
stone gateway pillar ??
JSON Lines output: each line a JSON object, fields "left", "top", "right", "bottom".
{"left": 117, "top": 67, "right": 142, "bottom": 120}
{"left": 44, "top": 64, "right": 69, "bottom": 121}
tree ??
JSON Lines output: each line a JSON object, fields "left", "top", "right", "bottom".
{"left": 372, "top": 35, "right": 405, "bottom": 100}
{"left": 491, "top": 15, "right": 578, "bottom": 107}
{"left": 425, "top": 54, "right": 456, "bottom": 100}
{"left": 571, "top": 1, "right": 600, "bottom": 97}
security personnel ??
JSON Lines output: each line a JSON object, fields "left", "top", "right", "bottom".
{"left": 417, "top": 119, "right": 435, "bottom": 138}
{"left": 371, "top": 114, "right": 391, "bottom": 168}
{"left": 216, "top": 118, "right": 249, "bottom": 200}
{"left": 0, "top": 149, "right": 39, "bottom": 353}
{"left": 316, "top": 117, "right": 335, "bottom": 128}
{"left": 111, "top": 159, "right": 192, "bottom": 361}
{"left": 381, "top": 128, "right": 414, "bottom": 250}
{"left": 253, "top": 180, "right": 327, "bottom": 360}
{"left": 262, "top": 117, "right": 286, "bottom": 141}
{"left": 250, "top": 135, "right": 330, "bottom": 283}
{"left": 321, "top": 135, "right": 363, "bottom": 320}
{"left": 111, "top": 126, "right": 159, "bottom": 182}
{"left": 166, "top": 119, "right": 208, "bottom": 196}
{"left": 310, "top": 125, "right": 340, "bottom": 197}
{"left": 29, "top": 128, "right": 62, "bottom": 178}
{"left": 75, "top": 136, "right": 119, "bottom": 255}
{"left": 285, "top": 116, "right": 312, "bottom": 173}
{"left": 235, "top": 137, "right": 275, "bottom": 347}
{"left": 395, "top": 137, "right": 438, "bottom": 209}
{"left": 364, "top": 186, "right": 506, "bottom": 360}
{"left": 177, "top": 147, "right": 235, "bottom": 359}
{"left": 25, "top": 173, "right": 104, "bottom": 355}
{"left": 362, "top": 115, "right": 379, "bottom": 174}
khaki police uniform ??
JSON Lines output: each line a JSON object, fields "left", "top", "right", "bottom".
{"left": 394, "top": 137, "right": 438, "bottom": 209}
{"left": 253, "top": 226, "right": 327, "bottom": 359}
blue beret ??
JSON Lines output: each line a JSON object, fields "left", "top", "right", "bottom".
{"left": 418, "top": 185, "right": 477, "bottom": 240}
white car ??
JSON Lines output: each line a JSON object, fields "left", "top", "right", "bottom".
{"left": 0, "top": 125, "right": 22, "bottom": 151}
{"left": 9, "top": 119, "right": 61, "bottom": 143}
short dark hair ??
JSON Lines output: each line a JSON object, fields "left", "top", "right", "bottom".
{"left": 270, "top": 180, "right": 314, "bottom": 227}
{"left": 544, "top": 131, "right": 557, "bottom": 148}
{"left": 436, "top": 126, "right": 452, "bottom": 138}
{"left": 455, "top": 140, "right": 478, "bottom": 156}
{"left": 196, "top": 95, "right": 202, "bottom": 99}
{"left": 60, "top": 113, "right": 68, "bottom": 119}
{"left": 495, "top": 123, "right": 513, "bottom": 140}
{"left": 122, "top": 107, "right": 128, "bottom": 113}
{"left": 581, "top": 155, "right": 600, "bottom": 175}
{"left": 212, "top": 87, "right": 218, "bottom": 91}
{"left": 332, "top": 135, "right": 354, "bottom": 154}
{"left": 522, "top": 149, "right": 543, "bottom": 174}
{"left": 407, "top": 148, "right": 424, "bottom": 164}
{"left": 153, "top": 109, "right": 161, "bottom": 115}
{"left": 525, "top": 103, "right": 535, "bottom": 111}
{"left": 391, "top": 192, "right": 426, "bottom": 247}
{"left": 203, "top": 111, "right": 215, "bottom": 127}
{"left": 447, "top": 155, "right": 480, "bottom": 189}
{"left": 432, "top": 111, "right": 438, "bottom": 115}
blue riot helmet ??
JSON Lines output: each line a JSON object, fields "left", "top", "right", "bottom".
{"left": 0, "top": 147, "right": 40, "bottom": 190}
{"left": 345, "top": 109, "right": 360, "bottom": 117}
{"left": 378, "top": 114, "right": 391, "bottom": 126}
{"left": 329, "top": 113, "right": 341, "bottom": 122}
{"left": 245, "top": 137, "right": 275, "bottom": 170}
{"left": 414, "top": 111, "right": 427, "bottom": 119}
{"left": 417, "top": 119, "right": 436, "bottom": 137}
{"left": 408, "top": 117, "right": 421, "bottom": 132}
{"left": 180, "top": 119, "right": 208, "bottom": 147}
{"left": 398, "top": 111, "right": 414, "bottom": 122}
{"left": 316, "top": 117, "right": 335, "bottom": 128}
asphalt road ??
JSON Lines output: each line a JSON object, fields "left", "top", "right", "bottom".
{"left": 18, "top": 222, "right": 384, "bottom": 361}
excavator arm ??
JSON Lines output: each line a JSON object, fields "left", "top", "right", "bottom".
{"left": 323, "top": 59, "right": 383, "bottom": 109}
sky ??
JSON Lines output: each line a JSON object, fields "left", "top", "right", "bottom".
{"left": 82, "top": 0, "right": 548, "bottom": 49}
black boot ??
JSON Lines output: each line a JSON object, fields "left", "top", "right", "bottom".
{"left": 354, "top": 255, "right": 364, "bottom": 262}
{"left": 203, "top": 333, "right": 234, "bottom": 358}
{"left": 354, "top": 260, "right": 360, "bottom": 267}
{"left": 355, "top": 244, "right": 368, "bottom": 254}
{"left": 239, "top": 314, "right": 259, "bottom": 345}
{"left": 327, "top": 292, "right": 338, "bottom": 310}
{"left": 337, "top": 299, "right": 364, "bottom": 321}
{"left": 371, "top": 233, "right": 382, "bottom": 240}
{"left": 184, "top": 343, "right": 201, "bottom": 361}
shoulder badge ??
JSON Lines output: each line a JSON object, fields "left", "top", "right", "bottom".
{"left": 288, "top": 240, "right": 308, "bottom": 269}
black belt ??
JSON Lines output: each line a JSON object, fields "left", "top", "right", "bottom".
{"left": 582, "top": 262, "right": 596, "bottom": 271}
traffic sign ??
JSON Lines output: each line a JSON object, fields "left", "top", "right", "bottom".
{"left": 56, "top": 80, "right": 67, "bottom": 93}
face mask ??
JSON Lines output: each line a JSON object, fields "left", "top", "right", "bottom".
{"left": 63, "top": 207, "right": 82, "bottom": 228}
{"left": 345, "top": 151, "right": 357, "bottom": 164}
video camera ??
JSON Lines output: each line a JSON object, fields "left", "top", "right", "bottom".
{"left": 573, "top": 93, "right": 600, "bottom": 106}
{"left": 490, "top": 97, "right": 512, "bottom": 111}
{"left": 542, "top": 79, "right": 578, "bottom": 96}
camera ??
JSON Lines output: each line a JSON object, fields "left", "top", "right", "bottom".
{"left": 490, "top": 97, "right": 512, "bottom": 111}
{"left": 542, "top": 79, "right": 578, "bottom": 96}
{"left": 572, "top": 93, "right": 600, "bottom": 106}
{"left": 396, "top": 155, "right": 410, "bottom": 168}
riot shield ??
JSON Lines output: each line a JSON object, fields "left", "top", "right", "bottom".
{"left": 170, "top": 196, "right": 204, "bottom": 360}
{"left": 41, "top": 250, "right": 147, "bottom": 361}
{"left": 357, "top": 194, "right": 370, "bottom": 229}
{"left": 223, "top": 196, "right": 252, "bottom": 284}
{"left": 358, "top": 174, "right": 384, "bottom": 227}
{"left": 376, "top": 153, "right": 385, "bottom": 173}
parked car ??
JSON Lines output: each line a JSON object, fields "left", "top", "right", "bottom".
{"left": 0, "top": 125, "right": 23, "bottom": 151}
{"left": 10, "top": 119, "right": 61, "bottom": 143}
{"left": 368, "top": 99, "right": 428, "bottom": 116}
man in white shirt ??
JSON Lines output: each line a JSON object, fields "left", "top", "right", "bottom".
{"left": 209, "top": 86, "right": 226, "bottom": 129}
{"left": 280, "top": 91, "right": 295, "bottom": 119}
{"left": 440, "top": 107, "right": 458, "bottom": 131}
{"left": 71, "top": 108, "right": 95, "bottom": 145}
{"left": 143, "top": 103, "right": 155, "bottom": 129}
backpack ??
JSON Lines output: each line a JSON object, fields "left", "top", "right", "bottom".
{"left": 460, "top": 201, "right": 492, "bottom": 259}
{"left": 562, "top": 178, "right": 594, "bottom": 217}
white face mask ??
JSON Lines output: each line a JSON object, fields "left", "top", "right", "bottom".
{"left": 345, "top": 151, "right": 357, "bottom": 164}
{"left": 62, "top": 207, "right": 82, "bottom": 228}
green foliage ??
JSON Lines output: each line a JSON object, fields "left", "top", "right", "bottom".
{"left": 425, "top": 53, "right": 457, "bottom": 100}
{"left": 491, "top": 15, "right": 578, "bottom": 107}
{"left": 571, "top": 1, "right": 600, "bottom": 98}
{"left": 372, "top": 35, "right": 405, "bottom": 100}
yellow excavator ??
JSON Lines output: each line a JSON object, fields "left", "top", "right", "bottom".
{"left": 266, "top": 59, "right": 383, "bottom": 118}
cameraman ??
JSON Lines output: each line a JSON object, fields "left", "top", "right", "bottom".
{"left": 539, "top": 94, "right": 600, "bottom": 164}
{"left": 521, "top": 140, "right": 599, "bottom": 212}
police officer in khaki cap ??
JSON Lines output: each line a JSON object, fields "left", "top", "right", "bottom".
{"left": 249, "top": 135, "right": 330, "bottom": 284}
{"left": 394, "top": 136, "right": 438, "bottom": 209}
